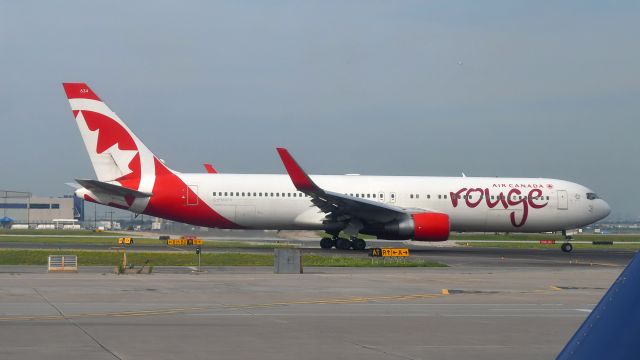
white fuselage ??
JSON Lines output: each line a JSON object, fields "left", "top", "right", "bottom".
{"left": 176, "top": 173, "right": 610, "bottom": 233}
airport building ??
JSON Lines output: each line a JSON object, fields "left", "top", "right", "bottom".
{"left": 0, "top": 190, "right": 83, "bottom": 228}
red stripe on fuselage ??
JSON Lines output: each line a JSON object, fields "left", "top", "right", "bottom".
{"left": 144, "top": 158, "right": 241, "bottom": 229}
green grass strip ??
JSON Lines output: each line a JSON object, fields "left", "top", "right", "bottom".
{"left": 0, "top": 249, "right": 446, "bottom": 267}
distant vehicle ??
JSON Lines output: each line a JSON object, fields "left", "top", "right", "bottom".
{"left": 63, "top": 83, "right": 610, "bottom": 252}
{"left": 556, "top": 252, "right": 640, "bottom": 359}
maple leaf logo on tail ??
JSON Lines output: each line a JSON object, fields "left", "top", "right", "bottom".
{"left": 63, "top": 83, "right": 159, "bottom": 210}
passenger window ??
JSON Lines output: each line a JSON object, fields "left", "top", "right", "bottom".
{"left": 410, "top": 194, "right": 414, "bottom": 199}
{"left": 438, "top": 195, "right": 442, "bottom": 199}
{"left": 373, "top": 194, "right": 376, "bottom": 199}
{"left": 444, "top": 195, "right": 447, "bottom": 199}
{"left": 416, "top": 194, "right": 419, "bottom": 199}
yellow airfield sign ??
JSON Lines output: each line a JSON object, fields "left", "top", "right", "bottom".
{"left": 369, "top": 248, "right": 409, "bottom": 257}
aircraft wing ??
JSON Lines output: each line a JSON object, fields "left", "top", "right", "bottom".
{"left": 277, "top": 148, "right": 427, "bottom": 224}
{"left": 75, "top": 179, "right": 153, "bottom": 199}
{"left": 556, "top": 251, "right": 640, "bottom": 359}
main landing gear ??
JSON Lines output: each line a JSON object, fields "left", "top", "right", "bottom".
{"left": 561, "top": 230, "right": 573, "bottom": 253}
{"left": 320, "top": 236, "right": 367, "bottom": 250}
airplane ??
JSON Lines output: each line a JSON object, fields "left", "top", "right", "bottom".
{"left": 556, "top": 251, "right": 640, "bottom": 359}
{"left": 63, "top": 83, "right": 611, "bottom": 252}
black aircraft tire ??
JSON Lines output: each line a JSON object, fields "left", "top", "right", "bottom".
{"left": 352, "top": 238, "right": 366, "bottom": 250}
{"left": 336, "top": 238, "right": 352, "bottom": 250}
{"left": 320, "top": 237, "right": 333, "bottom": 249}
{"left": 561, "top": 243, "right": 573, "bottom": 253}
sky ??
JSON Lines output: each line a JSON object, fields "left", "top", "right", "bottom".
{"left": 1, "top": 1, "right": 639, "bottom": 220}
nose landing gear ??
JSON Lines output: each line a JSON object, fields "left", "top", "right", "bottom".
{"left": 561, "top": 230, "right": 573, "bottom": 253}
{"left": 561, "top": 242, "right": 573, "bottom": 253}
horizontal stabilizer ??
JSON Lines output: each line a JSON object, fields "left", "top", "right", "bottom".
{"left": 75, "top": 179, "right": 152, "bottom": 198}
{"left": 65, "top": 182, "right": 81, "bottom": 189}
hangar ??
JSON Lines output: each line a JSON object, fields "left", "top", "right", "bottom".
{"left": 0, "top": 190, "right": 82, "bottom": 228}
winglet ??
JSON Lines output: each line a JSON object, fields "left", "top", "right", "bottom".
{"left": 557, "top": 251, "right": 640, "bottom": 359}
{"left": 204, "top": 163, "right": 218, "bottom": 174}
{"left": 276, "top": 148, "right": 320, "bottom": 192}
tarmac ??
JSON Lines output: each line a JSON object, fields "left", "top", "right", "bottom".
{"left": 0, "top": 247, "right": 632, "bottom": 360}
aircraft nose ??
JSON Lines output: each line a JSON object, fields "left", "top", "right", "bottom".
{"left": 598, "top": 200, "right": 611, "bottom": 219}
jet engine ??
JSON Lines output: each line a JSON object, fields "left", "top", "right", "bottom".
{"left": 377, "top": 212, "right": 450, "bottom": 241}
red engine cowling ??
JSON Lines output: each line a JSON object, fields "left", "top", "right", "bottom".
{"left": 378, "top": 212, "right": 450, "bottom": 241}
{"left": 411, "top": 212, "right": 450, "bottom": 241}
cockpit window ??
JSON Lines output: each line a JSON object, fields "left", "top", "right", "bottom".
{"left": 587, "top": 193, "right": 599, "bottom": 200}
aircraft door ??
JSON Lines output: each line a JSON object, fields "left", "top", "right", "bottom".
{"left": 186, "top": 185, "right": 199, "bottom": 206}
{"left": 557, "top": 190, "right": 568, "bottom": 210}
